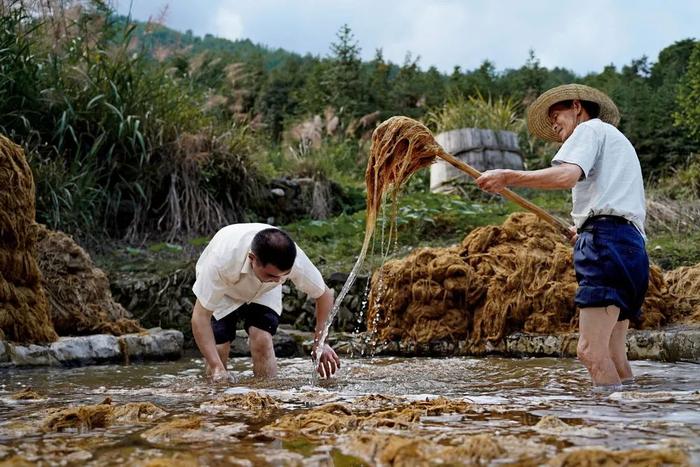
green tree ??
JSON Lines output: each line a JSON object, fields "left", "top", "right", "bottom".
{"left": 674, "top": 42, "right": 700, "bottom": 142}
{"left": 365, "top": 48, "right": 392, "bottom": 111}
{"left": 325, "top": 24, "right": 364, "bottom": 118}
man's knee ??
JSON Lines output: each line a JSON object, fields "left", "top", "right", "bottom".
{"left": 248, "top": 327, "right": 274, "bottom": 356}
{"left": 577, "top": 339, "right": 608, "bottom": 367}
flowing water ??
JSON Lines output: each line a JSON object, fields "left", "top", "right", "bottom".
{"left": 1, "top": 356, "right": 699, "bottom": 465}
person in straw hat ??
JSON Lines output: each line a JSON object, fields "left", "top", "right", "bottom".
{"left": 476, "top": 83, "right": 648, "bottom": 388}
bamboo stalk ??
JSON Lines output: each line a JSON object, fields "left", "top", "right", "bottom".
{"left": 437, "top": 151, "right": 573, "bottom": 238}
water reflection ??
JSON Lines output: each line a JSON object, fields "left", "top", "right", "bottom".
{"left": 1, "top": 357, "right": 698, "bottom": 465}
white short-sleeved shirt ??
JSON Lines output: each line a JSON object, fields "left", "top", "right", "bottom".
{"left": 192, "top": 223, "right": 327, "bottom": 320}
{"left": 551, "top": 119, "right": 646, "bottom": 237}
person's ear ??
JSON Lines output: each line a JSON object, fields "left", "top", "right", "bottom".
{"left": 248, "top": 252, "right": 256, "bottom": 264}
{"left": 572, "top": 99, "right": 582, "bottom": 115}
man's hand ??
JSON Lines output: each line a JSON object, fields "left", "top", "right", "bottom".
{"left": 568, "top": 226, "right": 578, "bottom": 245}
{"left": 475, "top": 169, "right": 510, "bottom": 194}
{"left": 210, "top": 366, "right": 234, "bottom": 384}
{"left": 313, "top": 344, "right": 340, "bottom": 379}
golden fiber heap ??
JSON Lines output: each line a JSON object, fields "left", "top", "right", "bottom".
{"left": 0, "top": 135, "right": 57, "bottom": 343}
{"left": 367, "top": 212, "right": 691, "bottom": 347}
{"left": 35, "top": 225, "right": 143, "bottom": 336}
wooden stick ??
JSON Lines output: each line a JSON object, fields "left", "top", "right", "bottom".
{"left": 438, "top": 151, "right": 573, "bottom": 238}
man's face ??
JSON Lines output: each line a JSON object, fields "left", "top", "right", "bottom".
{"left": 548, "top": 101, "right": 580, "bottom": 142}
{"left": 248, "top": 253, "right": 291, "bottom": 283}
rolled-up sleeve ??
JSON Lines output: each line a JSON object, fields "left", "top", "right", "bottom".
{"left": 289, "top": 246, "right": 326, "bottom": 299}
{"left": 552, "top": 124, "right": 602, "bottom": 179}
{"left": 192, "top": 249, "right": 233, "bottom": 313}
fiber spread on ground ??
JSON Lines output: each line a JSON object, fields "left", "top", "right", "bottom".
{"left": 0, "top": 135, "right": 57, "bottom": 344}
{"left": 548, "top": 447, "right": 689, "bottom": 467}
{"left": 367, "top": 212, "right": 688, "bottom": 347}
{"left": 10, "top": 388, "right": 42, "bottom": 400}
{"left": 263, "top": 397, "right": 472, "bottom": 440}
{"left": 199, "top": 392, "right": 280, "bottom": 416}
{"left": 35, "top": 225, "right": 143, "bottom": 336}
{"left": 41, "top": 398, "right": 166, "bottom": 432}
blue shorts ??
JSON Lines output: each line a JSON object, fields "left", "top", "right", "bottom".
{"left": 573, "top": 216, "right": 649, "bottom": 322}
{"left": 210, "top": 303, "right": 279, "bottom": 344}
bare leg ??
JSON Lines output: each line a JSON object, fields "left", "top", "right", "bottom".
{"left": 609, "top": 318, "right": 633, "bottom": 382}
{"left": 248, "top": 327, "right": 277, "bottom": 378}
{"left": 577, "top": 306, "right": 621, "bottom": 386}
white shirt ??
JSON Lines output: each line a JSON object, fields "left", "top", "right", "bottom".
{"left": 192, "top": 223, "right": 326, "bottom": 320}
{"left": 552, "top": 119, "right": 646, "bottom": 237}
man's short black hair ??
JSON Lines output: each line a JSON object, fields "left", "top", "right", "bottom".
{"left": 251, "top": 228, "right": 297, "bottom": 271}
{"left": 551, "top": 99, "right": 600, "bottom": 119}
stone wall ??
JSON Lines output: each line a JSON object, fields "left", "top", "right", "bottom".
{"left": 110, "top": 263, "right": 370, "bottom": 348}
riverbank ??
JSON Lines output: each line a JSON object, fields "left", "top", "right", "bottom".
{"left": 7, "top": 325, "right": 697, "bottom": 369}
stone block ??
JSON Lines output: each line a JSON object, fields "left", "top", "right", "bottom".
{"left": 50, "top": 335, "right": 120, "bottom": 365}
{"left": 663, "top": 329, "right": 700, "bottom": 362}
{"left": 0, "top": 340, "right": 9, "bottom": 364}
{"left": 627, "top": 330, "right": 665, "bottom": 360}
{"left": 119, "top": 329, "right": 184, "bottom": 361}
{"left": 11, "top": 344, "right": 58, "bottom": 366}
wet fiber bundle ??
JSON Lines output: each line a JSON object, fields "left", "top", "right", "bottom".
{"left": 664, "top": 264, "right": 700, "bottom": 322}
{"left": 0, "top": 135, "right": 57, "bottom": 343}
{"left": 36, "top": 225, "right": 143, "bottom": 336}
{"left": 367, "top": 212, "right": 683, "bottom": 348}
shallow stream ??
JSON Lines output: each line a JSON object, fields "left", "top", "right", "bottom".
{"left": 1, "top": 357, "right": 698, "bottom": 465}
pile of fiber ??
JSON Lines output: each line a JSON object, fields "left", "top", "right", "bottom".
{"left": 0, "top": 135, "right": 57, "bottom": 343}
{"left": 35, "top": 225, "right": 143, "bottom": 336}
{"left": 664, "top": 264, "right": 700, "bottom": 322}
{"left": 367, "top": 212, "right": 681, "bottom": 348}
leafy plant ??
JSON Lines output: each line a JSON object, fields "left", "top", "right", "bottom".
{"left": 426, "top": 90, "right": 524, "bottom": 133}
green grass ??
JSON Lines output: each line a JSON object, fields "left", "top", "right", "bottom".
{"left": 648, "top": 231, "right": 700, "bottom": 270}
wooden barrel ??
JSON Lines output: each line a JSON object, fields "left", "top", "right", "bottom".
{"left": 430, "top": 128, "right": 524, "bottom": 194}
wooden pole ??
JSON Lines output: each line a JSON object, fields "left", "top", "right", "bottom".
{"left": 437, "top": 151, "right": 573, "bottom": 238}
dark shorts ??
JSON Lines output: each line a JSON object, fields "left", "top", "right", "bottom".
{"left": 211, "top": 303, "right": 279, "bottom": 345}
{"left": 574, "top": 216, "right": 649, "bottom": 322}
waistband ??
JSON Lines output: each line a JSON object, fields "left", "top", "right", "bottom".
{"left": 578, "top": 215, "right": 633, "bottom": 233}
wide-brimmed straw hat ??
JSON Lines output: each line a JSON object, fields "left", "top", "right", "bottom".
{"left": 527, "top": 84, "right": 620, "bottom": 142}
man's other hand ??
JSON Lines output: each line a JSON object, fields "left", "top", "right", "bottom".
{"left": 313, "top": 344, "right": 341, "bottom": 379}
{"left": 475, "top": 169, "right": 510, "bottom": 193}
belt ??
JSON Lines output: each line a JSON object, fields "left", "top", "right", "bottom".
{"left": 579, "top": 215, "right": 633, "bottom": 233}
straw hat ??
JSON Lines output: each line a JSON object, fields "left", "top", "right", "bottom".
{"left": 527, "top": 84, "right": 620, "bottom": 142}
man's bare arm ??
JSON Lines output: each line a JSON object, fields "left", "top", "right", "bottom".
{"left": 191, "top": 300, "right": 226, "bottom": 374}
{"left": 313, "top": 287, "right": 341, "bottom": 378}
{"left": 476, "top": 163, "right": 583, "bottom": 193}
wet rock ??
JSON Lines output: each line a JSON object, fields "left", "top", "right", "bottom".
{"left": 119, "top": 329, "right": 184, "bottom": 362}
{"left": 50, "top": 335, "right": 121, "bottom": 365}
{"left": 9, "top": 344, "right": 58, "bottom": 366}
{"left": 663, "top": 329, "right": 700, "bottom": 362}
{"left": 506, "top": 333, "right": 578, "bottom": 357}
{"left": 627, "top": 330, "right": 665, "bottom": 360}
{"left": 0, "top": 329, "right": 184, "bottom": 368}
{"left": 342, "top": 327, "right": 700, "bottom": 362}
{"left": 0, "top": 340, "right": 8, "bottom": 363}
{"left": 328, "top": 272, "right": 349, "bottom": 286}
